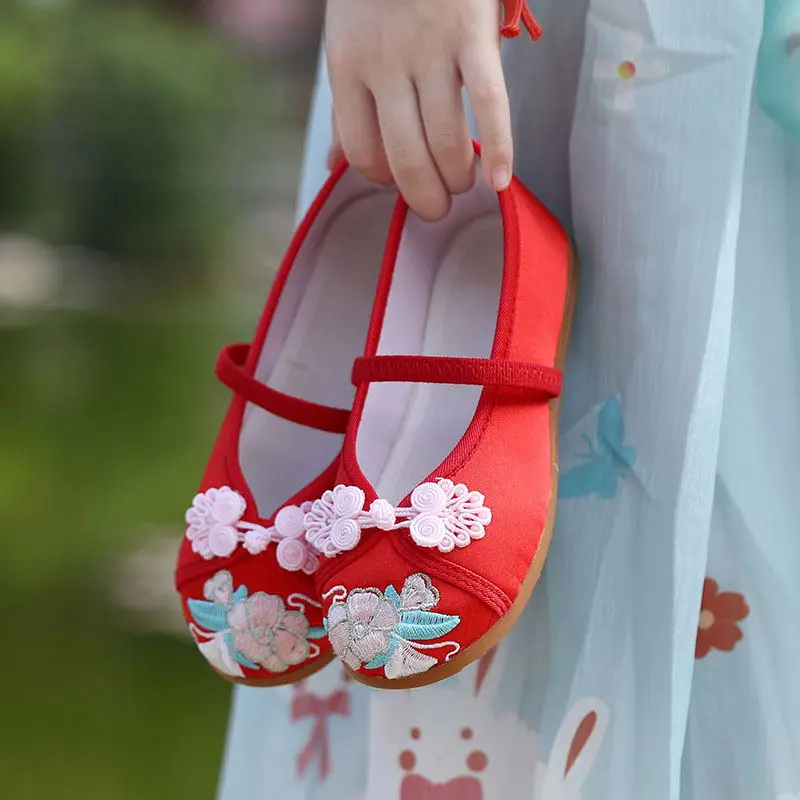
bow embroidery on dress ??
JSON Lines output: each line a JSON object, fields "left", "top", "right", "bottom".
{"left": 291, "top": 684, "right": 351, "bottom": 781}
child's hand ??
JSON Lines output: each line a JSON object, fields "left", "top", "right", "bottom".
{"left": 325, "top": 0, "right": 511, "bottom": 221}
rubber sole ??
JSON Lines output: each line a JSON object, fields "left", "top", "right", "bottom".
{"left": 211, "top": 649, "right": 336, "bottom": 688}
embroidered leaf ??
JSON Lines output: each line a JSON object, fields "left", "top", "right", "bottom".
{"left": 396, "top": 611, "right": 460, "bottom": 641}
{"left": 188, "top": 599, "right": 229, "bottom": 633}
{"left": 307, "top": 626, "right": 328, "bottom": 640}
{"left": 385, "top": 585, "right": 402, "bottom": 606}
{"left": 365, "top": 638, "right": 398, "bottom": 669}
{"left": 232, "top": 586, "right": 248, "bottom": 603}
{"left": 225, "top": 632, "right": 259, "bottom": 669}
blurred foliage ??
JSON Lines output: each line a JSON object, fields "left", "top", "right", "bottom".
{"left": 0, "top": 3, "right": 314, "bottom": 795}
{"left": 0, "top": 0, "right": 273, "bottom": 288}
{"left": 0, "top": 301, "right": 252, "bottom": 798}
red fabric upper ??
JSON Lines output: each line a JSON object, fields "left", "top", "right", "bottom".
{"left": 315, "top": 165, "right": 571, "bottom": 679}
{"left": 173, "top": 159, "right": 369, "bottom": 682}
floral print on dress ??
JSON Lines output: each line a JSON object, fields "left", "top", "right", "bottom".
{"left": 325, "top": 574, "right": 461, "bottom": 679}
{"left": 695, "top": 577, "right": 750, "bottom": 659}
{"left": 188, "top": 570, "right": 326, "bottom": 675}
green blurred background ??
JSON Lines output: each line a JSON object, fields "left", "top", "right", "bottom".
{"left": 0, "top": 1, "right": 322, "bottom": 796}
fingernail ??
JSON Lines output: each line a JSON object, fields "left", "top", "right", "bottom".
{"left": 491, "top": 165, "right": 510, "bottom": 191}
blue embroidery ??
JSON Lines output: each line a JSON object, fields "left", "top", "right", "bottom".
{"left": 224, "top": 632, "right": 259, "bottom": 669}
{"left": 232, "top": 585, "right": 248, "bottom": 603}
{"left": 385, "top": 585, "right": 402, "bottom": 606}
{"left": 307, "top": 626, "right": 328, "bottom": 640}
{"left": 187, "top": 598, "right": 229, "bottom": 632}
{"left": 365, "top": 638, "right": 398, "bottom": 669}
{"left": 396, "top": 610, "right": 460, "bottom": 641}
{"left": 559, "top": 396, "right": 636, "bottom": 500}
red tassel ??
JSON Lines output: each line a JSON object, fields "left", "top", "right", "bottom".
{"left": 500, "top": 0, "right": 543, "bottom": 41}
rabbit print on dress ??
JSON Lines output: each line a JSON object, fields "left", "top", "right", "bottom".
{"left": 365, "top": 642, "right": 609, "bottom": 799}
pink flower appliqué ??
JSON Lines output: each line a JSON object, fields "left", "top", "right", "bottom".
{"left": 185, "top": 486, "right": 246, "bottom": 558}
{"left": 327, "top": 589, "right": 401, "bottom": 670}
{"left": 227, "top": 592, "right": 311, "bottom": 672}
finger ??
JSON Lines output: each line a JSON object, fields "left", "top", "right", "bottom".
{"left": 459, "top": 43, "right": 513, "bottom": 191}
{"left": 327, "top": 107, "right": 345, "bottom": 170}
{"left": 375, "top": 80, "right": 450, "bottom": 222}
{"left": 416, "top": 63, "right": 475, "bottom": 196}
{"left": 329, "top": 79, "right": 393, "bottom": 185}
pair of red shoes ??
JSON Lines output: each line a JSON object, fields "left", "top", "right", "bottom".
{"left": 173, "top": 141, "right": 576, "bottom": 690}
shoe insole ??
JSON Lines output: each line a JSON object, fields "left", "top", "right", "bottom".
{"left": 373, "top": 214, "right": 504, "bottom": 502}
{"left": 240, "top": 192, "right": 396, "bottom": 517}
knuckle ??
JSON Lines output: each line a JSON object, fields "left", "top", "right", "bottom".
{"left": 471, "top": 77, "right": 507, "bottom": 107}
{"left": 391, "top": 151, "right": 430, "bottom": 181}
{"left": 428, "top": 129, "right": 465, "bottom": 156}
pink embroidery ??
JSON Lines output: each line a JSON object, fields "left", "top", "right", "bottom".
{"left": 400, "top": 775, "right": 483, "bottom": 800}
{"left": 228, "top": 592, "right": 310, "bottom": 671}
{"left": 291, "top": 687, "right": 351, "bottom": 781}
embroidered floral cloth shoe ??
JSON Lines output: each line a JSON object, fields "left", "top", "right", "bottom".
{"left": 314, "top": 150, "right": 576, "bottom": 688}
{"left": 174, "top": 160, "right": 397, "bottom": 686}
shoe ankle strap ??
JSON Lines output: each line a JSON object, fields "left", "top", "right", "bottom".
{"left": 351, "top": 355, "right": 562, "bottom": 398}
{"left": 216, "top": 343, "right": 351, "bottom": 434}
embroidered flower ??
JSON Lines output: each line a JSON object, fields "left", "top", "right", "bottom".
{"left": 185, "top": 486, "right": 247, "bottom": 558}
{"left": 398, "top": 572, "right": 440, "bottom": 611}
{"left": 695, "top": 578, "right": 750, "bottom": 659}
{"left": 325, "top": 573, "right": 460, "bottom": 679}
{"left": 188, "top": 570, "right": 326, "bottom": 675}
{"left": 369, "top": 498, "right": 396, "bottom": 530}
{"left": 227, "top": 592, "right": 310, "bottom": 672}
{"left": 203, "top": 570, "right": 235, "bottom": 605}
{"left": 327, "top": 589, "right": 401, "bottom": 670}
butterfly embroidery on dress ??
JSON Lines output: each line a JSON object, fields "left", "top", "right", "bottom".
{"left": 558, "top": 396, "right": 636, "bottom": 500}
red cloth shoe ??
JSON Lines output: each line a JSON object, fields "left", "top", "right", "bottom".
{"left": 174, "top": 161, "right": 397, "bottom": 686}
{"left": 313, "top": 153, "right": 576, "bottom": 688}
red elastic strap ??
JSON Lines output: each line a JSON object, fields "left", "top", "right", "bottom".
{"left": 500, "top": 0, "right": 543, "bottom": 40}
{"left": 215, "top": 343, "right": 350, "bottom": 435}
{"left": 352, "top": 355, "right": 562, "bottom": 398}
